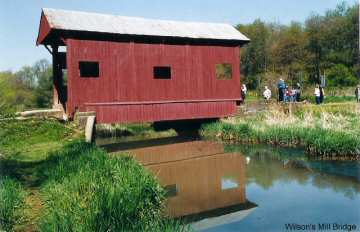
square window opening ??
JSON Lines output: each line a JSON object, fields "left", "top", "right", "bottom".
{"left": 216, "top": 63, "right": 232, "bottom": 80}
{"left": 221, "top": 176, "right": 239, "bottom": 190}
{"left": 164, "top": 184, "right": 178, "bottom": 198}
{"left": 154, "top": 66, "right": 171, "bottom": 79}
{"left": 79, "top": 61, "right": 99, "bottom": 78}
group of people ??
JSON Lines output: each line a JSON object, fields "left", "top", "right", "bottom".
{"left": 276, "top": 79, "right": 302, "bottom": 103}
{"left": 241, "top": 80, "right": 360, "bottom": 104}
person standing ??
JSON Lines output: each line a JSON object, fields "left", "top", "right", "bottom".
{"left": 241, "top": 84, "right": 247, "bottom": 101}
{"left": 319, "top": 85, "right": 325, "bottom": 104}
{"left": 314, "top": 84, "right": 321, "bottom": 105}
{"left": 355, "top": 85, "right": 360, "bottom": 103}
{"left": 277, "top": 79, "right": 285, "bottom": 102}
{"left": 284, "top": 87, "right": 291, "bottom": 102}
{"left": 263, "top": 86, "right": 272, "bottom": 102}
{"left": 295, "top": 83, "right": 301, "bottom": 102}
{"left": 290, "top": 88, "right": 297, "bottom": 102}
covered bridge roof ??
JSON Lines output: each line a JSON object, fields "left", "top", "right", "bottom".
{"left": 37, "top": 8, "right": 250, "bottom": 46}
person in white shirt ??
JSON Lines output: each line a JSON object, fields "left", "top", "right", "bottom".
{"left": 241, "top": 84, "right": 247, "bottom": 100}
{"left": 314, "top": 84, "right": 321, "bottom": 105}
{"left": 263, "top": 86, "right": 271, "bottom": 102}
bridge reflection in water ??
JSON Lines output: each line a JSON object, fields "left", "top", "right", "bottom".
{"left": 100, "top": 137, "right": 360, "bottom": 232}
{"left": 109, "top": 139, "right": 257, "bottom": 230}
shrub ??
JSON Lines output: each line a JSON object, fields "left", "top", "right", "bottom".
{"left": 326, "top": 64, "right": 358, "bottom": 87}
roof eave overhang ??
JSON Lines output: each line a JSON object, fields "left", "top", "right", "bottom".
{"left": 39, "top": 28, "right": 250, "bottom": 47}
{"left": 36, "top": 11, "right": 53, "bottom": 46}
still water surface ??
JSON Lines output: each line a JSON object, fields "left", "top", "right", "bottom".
{"left": 98, "top": 137, "right": 360, "bottom": 232}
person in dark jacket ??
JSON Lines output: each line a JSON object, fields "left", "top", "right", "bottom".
{"left": 295, "top": 83, "right": 301, "bottom": 102}
{"left": 277, "top": 79, "right": 286, "bottom": 102}
{"left": 355, "top": 86, "right": 360, "bottom": 103}
{"left": 319, "top": 85, "right": 325, "bottom": 104}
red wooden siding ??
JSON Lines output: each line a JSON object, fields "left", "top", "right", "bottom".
{"left": 85, "top": 101, "right": 236, "bottom": 123}
{"left": 66, "top": 39, "right": 241, "bottom": 123}
{"left": 36, "top": 13, "right": 51, "bottom": 45}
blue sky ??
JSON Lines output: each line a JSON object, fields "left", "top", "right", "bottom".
{"left": 0, "top": 0, "right": 357, "bottom": 71}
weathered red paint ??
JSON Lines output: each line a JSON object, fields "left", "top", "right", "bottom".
{"left": 65, "top": 39, "right": 241, "bottom": 123}
{"left": 36, "top": 13, "right": 51, "bottom": 46}
{"left": 37, "top": 12, "right": 245, "bottom": 123}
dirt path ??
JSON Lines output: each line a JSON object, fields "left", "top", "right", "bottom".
{"left": 19, "top": 188, "right": 43, "bottom": 232}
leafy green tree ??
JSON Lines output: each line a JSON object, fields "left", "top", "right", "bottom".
{"left": 304, "top": 14, "right": 325, "bottom": 83}
{"left": 326, "top": 64, "right": 358, "bottom": 87}
{"left": 272, "top": 22, "right": 308, "bottom": 81}
{"left": 0, "top": 59, "right": 53, "bottom": 115}
{"left": 237, "top": 19, "right": 270, "bottom": 80}
{"left": 237, "top": 2, "right": 359, "bottom": 88}
{"left": 33, "top": 59, "right": 53, "bottom": 108}
{"left": 0, "top": 72, "right": 35, "bottom": 114}
{"left": 15, "top": 66, "right": 36, "bottom": 90}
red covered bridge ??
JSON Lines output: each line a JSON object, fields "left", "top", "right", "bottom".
{"left": 37, "top": 8, "right": 250, "bottom": 123}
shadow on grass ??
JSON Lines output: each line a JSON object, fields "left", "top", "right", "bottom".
{"left": 0, "top": 140, "right": 91, "bottom": 188}
{"left": 0, "top": 158, "right": 43, "bottom": 187}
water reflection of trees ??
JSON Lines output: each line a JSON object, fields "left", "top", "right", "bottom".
{"left": 225, "top": 144, "right": 360, "bottom": 199}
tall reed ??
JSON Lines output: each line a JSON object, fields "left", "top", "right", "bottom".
{"left": 201, "top": 122, "right": 360, "bottom": 156}
{"left": 0, "top": 177, "right": 26, "bottom": 231}
{"left": 38, "top": 141, "right": 189, "bottom": 231}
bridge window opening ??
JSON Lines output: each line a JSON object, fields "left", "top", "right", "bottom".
{"left": 164, "top": 184, "right": 178, "bottom": 197}
{"left": 79, "top": 61, "right": 99, "bottom": 78}
{"left": 216, "top": 63, "right": 232, "bottom": 80}
{"left": 154, "top": 66, "right": 171, "bottom": 79}
{"left": 221, "top": 176, "right": 239, "bottom": 190}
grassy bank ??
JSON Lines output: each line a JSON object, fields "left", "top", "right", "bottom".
{"left": 247, "top": 89, "right": 358, "bottom": 104}
{"left": 0, "top": 119, "right": 78, "bottom": 161}
{"left": 0, "top": 177, "right": 26, "bottom": 231}
{"left": 201, "top": 102, "right": 360, "bottom": 156}
{"left": 38, "top": 142, "right": 186, "bottom": 231}
{"left": 0, "top": 119, "right": 189, "bottom": 231}
{"left": 301, "top": 95, "right": 357, "bottom": 104}
{"left": 96, "top": 123, "right": 176, "bottom": 138}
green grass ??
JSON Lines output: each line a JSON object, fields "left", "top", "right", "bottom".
{"left": 201, "top": 122, "right": 360, "bottom": 156}
{"left": 201, "top": 102, "right": 360, "bottom": 156}
{"left": 0, "top": 119, "right": 78, "bottom": 161}
{"left": 243, "top": 95, "right": 262, "bottom": 102}
{"left": 0, "top": 119, "right": 190, "bottom": 231}
{"left": 0, "top": 177, "right": 26, "bottom": 231}
{"left": 295, "top": 102, "right": 358, "bottom": 116}
{"left": 37, "top": 141, "right": 188, "bottom": 231}
{"left": 301, "top": 95, "right": 357, "bottom": 104}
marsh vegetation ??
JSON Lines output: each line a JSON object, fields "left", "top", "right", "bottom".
{"left": 201, "top": 102, "right": 360, "bottom": 157}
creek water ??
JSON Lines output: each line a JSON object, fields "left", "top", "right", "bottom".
{"left": 97, "top": 136, "right": 360, "bottom": 232}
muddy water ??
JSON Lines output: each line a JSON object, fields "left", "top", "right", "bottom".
{"left": 98, "top": 137, "right": 360, "bottom": 232}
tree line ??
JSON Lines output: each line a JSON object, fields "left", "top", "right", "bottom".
{"left": 237, "top": 2, "right": 359, "bottom": 89}
{"left": 0, "top": 59, "right": 53, "bottom": 114}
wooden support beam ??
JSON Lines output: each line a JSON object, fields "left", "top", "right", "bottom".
{"left": 60, "top": 37, "right": 67, "bottom": 45}
{"left": 44, "top": 45, "right": 53, "bottom": 55}
{"left": 51, "top": 45, "right": 67, "bottom": 114}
